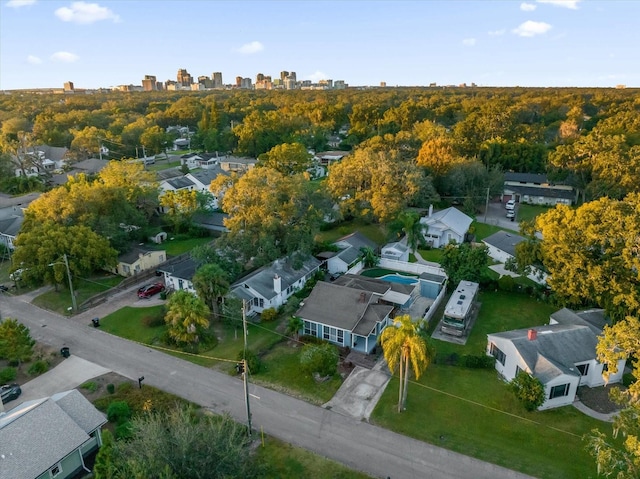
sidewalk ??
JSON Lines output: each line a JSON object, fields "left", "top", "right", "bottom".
{"left": 573, "top": 399, "right": 619, "bottom": 422}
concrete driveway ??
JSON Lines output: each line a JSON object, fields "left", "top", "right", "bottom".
{"left": 14, "top": 355, "right": 111, "bottom": 405}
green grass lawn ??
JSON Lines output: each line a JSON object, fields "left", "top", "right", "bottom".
{"left": 470, "top": 221, "right": 506, "bottom": 241}
{"left": 517, "top": 204, "right": 555, "bottom": 224}
{"left": 417, "top": 248, "right": 444, "bottom": 263}
{"left": 372, "top": 366, "right": 606, "bottom": 479}
{"left": 373, "top": 290, "right": 606, "bottom": 478}
{"left": 99, "top": 305, "right": 167, "bottom": 344}
{"left": 147, "top": 160, "right": 183, "bottom": 171}
{"left": 255, "top": 342, "right": 343, "bottom": 404}
{"left": 32, "top": 274, "right": 124, "bottom": 315}
{"left": 148, "top": 236, "right": 213, "bottom": 256}
{"left": 257, "top": 436, "right": 372, "bottom": 479}
{"left": 360, "top": 268, "right": 417, "bottom": 279}
{"left": 316, "top": 220, "right": 387, "bottom": 246}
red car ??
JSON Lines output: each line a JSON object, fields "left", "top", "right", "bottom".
{"left": 137, "top": 282, "right": 165, "bottom": 299}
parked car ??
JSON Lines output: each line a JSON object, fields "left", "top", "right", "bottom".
{"left": 1, "top": 383, "right": 21, "bottom": 404}
{"left": 505, "top": 199, "right": 516, "bottom": 210}
{"left": 137, "top": 282, "right": 165, "bottom": 299}
{"left": 506, "top": 210, "right": 516, "bottom": 220}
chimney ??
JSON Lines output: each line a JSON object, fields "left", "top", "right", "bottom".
{"left": 359, "top": 292, "right": 366, "bottom": 303}
{"left": 428, "top": 204, "right": 433, "bottom": 217}
{"left": 273, "top": 274, "right": 282, "bottom": 294}
{"left": 527, "top": 329, "right": 537, "bottom": 341}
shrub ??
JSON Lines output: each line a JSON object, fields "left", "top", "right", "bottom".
{"left": 461, "top": 354, "right": 495, "bottom": 369}
{"left": 81, "top": 381, "right": 98, "bottom": 392}
{"left": 142, "top": 313, "right": 165, "bottom": 327}
{"left": 300, "top": 343, "right": 339, "bottom": 377}
{"left": 497, "top": 275, "right": 516, "bottom": 292}
{"left": 28, "top": 359, "right": 49, "bottom": 376}
{"left": 510, "top": 371, "right": 545, "bottom": 411}
{"left": 107, "top": 383, "right": 116, "bottom": 394}
{"left": 115, "top": 421, "right": 134, "bottom": 440}
{"left": 236, "top": 349, "right": 261, "bottom": 375}
{"left": 0, "top": 367, "right": 17, "bottom": 383}
{"left": 260, "top": 308, "right": 278, "bottom": 322}
{"left": 107, "top": 400, "right": 131, "bottom": 424}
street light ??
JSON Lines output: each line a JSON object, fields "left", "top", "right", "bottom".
{"left": 48, "top": 253, "right": 77, "bottom": 313}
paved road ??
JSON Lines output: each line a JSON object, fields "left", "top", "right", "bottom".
{"left": 0, "top": 292, "right": 534, "bottom": 479}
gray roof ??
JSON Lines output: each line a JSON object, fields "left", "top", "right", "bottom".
{"left": 482, "top": 230, "right": 526, "bottom": 257}
{"left": 550, "top": 307, "right": 608, "bottom": 336}
{"left": 72, "top": 157, "right": 109, "bottom": 174}
{"left": 332, "top": 273, "right": 414, "bottom": 297}
{"left": 297, "top": 281, "right": 393, "bottom": 335}
{"left": 0, "top": 215, "right": 23, "bottom": 237}
{"left": 507, "top": 185, "right": 575, "bottom": 200}
{"left": 156, "top": 167, "right": 185, "bottom": 180}
{"left": 165, "top": 177, "right": 195, "bottom": 190}
{"left": 118, "top": 246, "right": 160, "bottom": 265}
{"left": 382, "top": 242, "right": 408, "bottom": 253}
{"left": 504, "top": 172, "right": 548, "bottom": 184}
{"left": 0, "top": 390, "right": 106, "bottom": 479}
{"left": 187, "top": 167, "right": 228, "bottom": 187}
{"left": 193, "top": 212, "right": 228, "bottom": 229}
{"left": 334, "top": 231, "right": 377, "bottom": 252}
{"left": 421, "top": 207, "right": 473, "bottom": 237}
{"left": 489, "top": 324, "right": 598, "bottom": 382}
{"left": 158, "top": 257, "right": 200, "bottom": 280}
{"left": 419, "top": 272, "right": 447, "bottom": 284}
{"left": 232, "top": 256, "right": 321, "bottom": 301}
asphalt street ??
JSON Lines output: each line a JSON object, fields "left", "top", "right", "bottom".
{"left": 0, "top": 285, "right": 534, "bottom": 479}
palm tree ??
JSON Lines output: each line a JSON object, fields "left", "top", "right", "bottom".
{"left": 164, "top": 290, "right": 210, "bottom": 346}
{"left": 360, "top": 246, "right": 379, "bottom": 268}
{"left": 192, "top": 263, "right": 229, "bottom": 320}
{"left": 389, "top": 211, "right": 422, "bottom": 253}
{"left": 380, "top": 314, "right": 431, "bottom": 412}
{"left": 286, "top": 316, "right": 304, "bottom": 342}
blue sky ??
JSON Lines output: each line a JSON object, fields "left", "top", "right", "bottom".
{"left": 1, "top": 0, "right": 638, "bottom": 90}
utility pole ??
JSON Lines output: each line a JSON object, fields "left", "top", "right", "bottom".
{"left": 63, "top": 254, "right": 77, "bottom": 313}
{"left": 242, "top": 300, "right": 252, "bottom": 436}
{"left": 483, "top": 186, "right": 490, "bottom": 223}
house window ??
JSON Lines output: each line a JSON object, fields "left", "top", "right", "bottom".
{"left": 576, "top": 363, "right": 590, "bottom": 376}
{"left": 178, "top": 279, "right": 184, "bottom": 290}
{"left": 322, "top": 325, "right": 343, "bottom": 345}
{"left": 123, "top": 265, "right": 130, "bottom": 274}
{"left": 259, "top": 298, "right": 264, "bottom": 308}
{"left": 304, "top": 321, "right": 316, "bottom": 337}
{"left": 515, "top": 365, "right": 523, "bottom": 376}
{"left": 50, "top": 464, "right": 62, "bottom": 477}
{"left": 489, "top": 343, "right": 506, "bottom": 366}
{"left": 549, "top": 383, "right": 570, "bottom": 399}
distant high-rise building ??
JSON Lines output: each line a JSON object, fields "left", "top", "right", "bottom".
{"left": 235, "top": 76, "right": 243, "bottom": 88}
{"left": 198, "top": 76, "right": 213, "bottom": 88}
{"left": 288, "top": 71, "right": 296, "bottom": 82}
{"left": 177, "top": 68, "right": 192, "bottom": 87}
{"left": 256, "top": 73, "right": 265, "bottom": 82}
{"left": 319, "top": 79, "right": 333, "bottom": 88}
{"left": 284, "top": 78, "right": 296, "bottom": 90}
{"left": 333, "top": 80, "right": 346, "bottom": 89}
{"left": 64, "top": 81, "right": 74, "bottom": 91}
{"left": 212, "top": 72, "right": 223, "bottom": 88}
{"left": 280, "top": 71, "right": 289, "bottom": 81}
{"left": 380, "top": 81, "right": 387, "bottom": 87}
{"left": 142, "top": 75, "right": 157, "bottom": 91}
{"left": 241, "top": 77, "right": 252, "bottom": 89}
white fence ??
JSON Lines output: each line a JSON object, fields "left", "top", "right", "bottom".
{"left": 378, "top": 258, "right": 447, "bottom": 278}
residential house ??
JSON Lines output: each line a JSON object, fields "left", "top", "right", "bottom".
{"left": 159, "top": 176, "right": 196, "bottom": 194}
{"left": 482, "top": 231, "right": 547, "bottom": 284}
{"left": 321, "top": 231, "right": 378, "bottom": 275}
{"left": 113, "top": 246, "right": 166, "bottom": 277}
{"left": 192, "top": 211, "right": 229, "bottom": 233}
{"left": 295, "top": 274, "right": 424, "bottom": 354}
{"left": 230, "top": 256, "right": 321, "bottom": 316}
{"left": 0, "top": 214, "right": 23, "bottom": 251}
{"left": 0, "top": 193, "right": 38, "bottom": 250}
{"left": 158, "top": 257, "right": 199, "bottom": 295}
{"left": 486, "top": 308, "right": 625, "bottom": 410}
{"left": 155, "top": 167, "right": 185, "bottom": 182}
{"left": 314, "top": 150, "right": 347, "bottom": 167}
{"left": 219, "top": 156, "right": 257, "bottom": 173}
{"left": 381, "top": 242, "right": 409, "bottom": 262}
{"left": 503, "top": 172, "right": 576, "bottom": 206}
{"left": 419, "top": 206, "right": 473, "bottom": 248}
{"left": 0, "top": 389, "right": 107, "bottom": 479}
{"left": 181, "top": 152, "right": 223, "bottom": 170}
{"left": 13, "top": 145, "right": 68, "bottom": 177}
{"left": 185, "top": 167, "right": 228, "bottom": 210}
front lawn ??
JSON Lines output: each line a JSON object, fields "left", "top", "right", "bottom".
{"left": 147, "top": 236, "right": 213, "bottom": 256}
{"left": 99, "top": 305, "right": 167, "bottom": 344}
{"left": 315, "top": 220, "right": 387, "bottom": 246}
{"left": 372, "top": 366, "right": 606, "bottom": 479}
{"left": 32, "top": 274, "right": 124, "bottom": 315}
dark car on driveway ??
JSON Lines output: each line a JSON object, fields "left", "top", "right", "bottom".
{"left": 137, "top": 282, "right": 165, "bottom": 299}
{"left": 1, "top": 383, "right": 21, "bottom": 404}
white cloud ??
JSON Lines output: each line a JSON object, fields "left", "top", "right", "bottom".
{"left": 520, "top": 2, "right": 536, "bottom": 11}
{"left": 307, "top": 71, "right": 327, "bottom": 83}
{"left": 512, "top": 20, "right": 552, "bottom": 37}
{"left": 462, "top": 38, "right": 476, "bottom": 46}
{"left": 27, "top": 55, "right": 42, "bottom": 64}
{"left": 237, "top": 41, "right": 264, "bottom": 54}
{"left": 55, "top": 1, "right": 120, "bottom": 24}
{"left": 488, "top": 29, "right": 506, "bottom": 36}
{"left": 7, "top": 0, "right": 36, "bottom": 7}
{"left": 51, "top": 51, "right": 79, "bottom": 62}
{"left": 537, "top": 0, "right": 580, "bottom": 9}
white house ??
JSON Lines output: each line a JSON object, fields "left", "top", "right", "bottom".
{"left": 420, "top": 206, "right": 473, "bottom": 248}
{"left": 0, "top": 389, "right": 107, "bottom": 479}
{"left": 158, "top": 176, "right": 196, "bottom": 194}
{"left": 229, "top": 256, "right": 321, "bottom": 316}
{"left": 503, "top": 172, "right": 576, "bottom": 206}
{"left": 381, "top": 242, "right": 409, "bottom": 262}
{"left": 482, "top": 231, "right": 548, "bottom": 284}
{"left": 322, "top": 231, "right": 378, "bottom": 275}
{"left": 486, "top": 308, "right": 625, "bottom": 410}
{"left": 158, "top": 258, "right": 199, "bottom": 295}
{"left": 185, "top": 167, "right": 228, "bottom": 210}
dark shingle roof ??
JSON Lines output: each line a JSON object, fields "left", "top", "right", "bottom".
{"left": 158, "top": 258, "right": 200, "bottom": 280}
{"left": 504, "top": 172, "right": 548, "bottom": 184}
{"left": 483, "top": 231, "right": 527, "bottom": 257}
{"left": 165, "top": 177, "right": 195, "bottom": 190}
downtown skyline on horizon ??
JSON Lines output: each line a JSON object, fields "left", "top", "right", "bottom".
{"left": 1, "top": 0, "right": 639, "bottom": 91}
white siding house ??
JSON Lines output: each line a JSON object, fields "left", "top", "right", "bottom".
{"left": 420, "top": 207, "right": 473, "bottom": 248}
{"left": 487, "top": 308, "right": 625, "bottom": 410}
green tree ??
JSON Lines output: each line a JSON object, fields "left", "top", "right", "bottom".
{"left": 164, "top": 291, "right": 210, "bottom": 346}
{"left": 140, "top": 125, "right": 170, "bottom": 155}
{"left": 11, "top": 222, "right": 118, "bottom": 288}
{"left": 93, "top": 429, "right": 115, "bottom": 479}
{"left": 0, "top": 319, "right": 35, "bottom": 367}
{"left": 257, "top": 142, "right": 312, "bottom": 175}
{"left": 509, "top": 371, "right": 545, "bottom": 411}
{"left": 299, "top": 343, "right": 339, "bottom": 377}
{"left": 192, "top": 263, "right": 229, "bottom": 320}
{"left": 160, "top": 189, "right": 201, "bottom": 233}
{"left": 360, "top": 246, "right": 379, "bottom": 268}
{"left": 380, "top": 315, "right": 431, "bottom": 412}
{"left": 286, "top": 316, "right": 304, "bottom": 341}
{"left": 440, "top": 242, "right": 490, "bottom": 286}
{"left": 388, "top": 211, "right": 422, "bottom": 252}
{"left": 109, "top": 407, "right": 262, "bottom": 479}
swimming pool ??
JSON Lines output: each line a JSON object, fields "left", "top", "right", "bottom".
{"left": 379, "top": 273, "right": 418, "bottom": 285}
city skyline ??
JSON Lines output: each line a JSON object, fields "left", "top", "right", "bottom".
{"left": 1, "top": 0, "right": 639, "bottom": 91}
